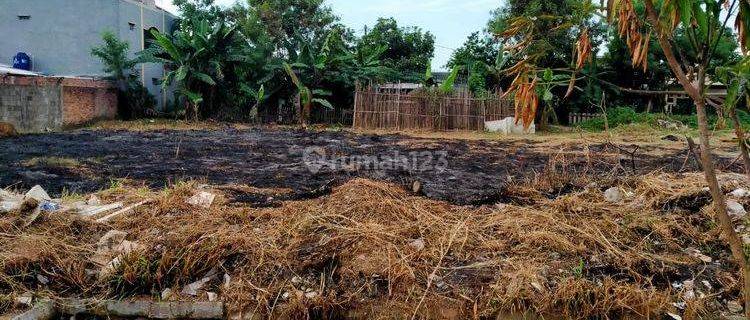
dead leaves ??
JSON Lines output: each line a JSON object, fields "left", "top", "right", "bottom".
{"left": 611, "top": 0, "right": 651, "bottom": 72}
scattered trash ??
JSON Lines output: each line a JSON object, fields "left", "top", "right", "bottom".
{"left": 726, "top": 200, "right": 747, "bottom": 220}
{"left": 666, "top": 312, "right": 683, "bottom": 320}
{"left": 408, "top": 238, "right": 425, "bottom": 251}
{"left": 207, "top": 292, "right": 218, "bottom": 302}
{"left": 96, "top": 200, "right": 151, "bottom": 223}
{"left": 530, "top": 281, "right": 544, "bottom": 293}
{"left": 730, "top": 188, "right": 750, "bottom": 198}
{"left": 682, "top": 280, "right": 695, "bottom": 300}
{"left": 24, "top": 185, "right": 51, "bottom": 202}
{"left": 187, "top": 191, "right": 216, "bottom": 208}
{"left": 604, "top": 187, "right": 623, "bottom": 203}
{"left": 161, "top": 288, "right": 173, "bottom": 300}
{"left": 304, "top": 291, "right": 318, "bottom": 299}
{"left": 15, "top": 292, "right": 33, "bottom": 307}
{"left": 93, "top": 230, "right": 142, "bottom": 278}
{"left": 39, "top": 201, "right": 60, "bottom": 212}
{"left": 79, "top": 202, "right": 124, "bottom": 217}
{"left": 223, "top": 274, "right": 231, "bottom": 289}
{"left": 686, "top": 248, "right": 713, "bottom": 263}
{"left": 87, "top": 195, "right": 101, "bottom": 206}
{"left": 728, "top": 300, "right": 744, "bottom": 314}
{"left": 36, "top": 274, "right": 49, "bottom": 285}
{"left": 182, "top": 277, "right": 212, "bottom": 296}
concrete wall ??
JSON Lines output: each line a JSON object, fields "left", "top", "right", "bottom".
{"left": 0, "top": 76, "right": 117, "bottom": 133}
{"left": 0, "top": 0, "right": 176, "bottom": 110}
{"left": 0, "top": 0, "right": 119, "bottom": 76}
{"left": 0, "top": 78, "right": 63, "bottom": 133}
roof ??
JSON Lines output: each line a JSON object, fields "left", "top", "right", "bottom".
{"left": 0, "top": 64, "right": 40, "bottom": 76}
{"left": 378, "top": 83, "right": 423, "bottom": 90}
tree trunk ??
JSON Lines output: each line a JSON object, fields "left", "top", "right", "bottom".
{"left": 731, "top": 107, "right": 750, "bottom": 179}
{"left": 641, "top": 0, "right": 750, "bottom": 315}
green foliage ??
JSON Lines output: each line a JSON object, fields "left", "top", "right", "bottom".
{"left": 578, "top": 107, "right": 750, "bottom": 132}
{"left": 91, "top": 32, "right": 156, "bottom": 119}
{"left": 91, "top": 31, "right": 137, "bottom": 82}
{"left": 357, "top": 18, "right": 435, "bottom": 82}
{"left": 142, "top": 17, "right": 249, "bottom": 119}
{"left": 439, "top": 65, "right": 461, "bottom": 94}
{"left": 489, "top": 0, "right": 604, "bottom": 69}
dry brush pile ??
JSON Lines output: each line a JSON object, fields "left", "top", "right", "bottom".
{"left": 1, "top": 170, "right": 749, "bottom": 319}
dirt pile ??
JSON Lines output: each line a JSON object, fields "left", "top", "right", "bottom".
{"left": 1, "top": 173, "right": 749, "bottom": 319}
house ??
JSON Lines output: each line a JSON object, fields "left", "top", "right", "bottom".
{"left": 0, "top": 0, "right": 178, "bottom": 110}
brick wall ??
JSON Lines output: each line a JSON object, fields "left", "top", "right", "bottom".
{"left": 0, "top": 75, "right": 117, "bottom": 132}
{"left": 61, "top": 78, "right": 117, "bottom": 126}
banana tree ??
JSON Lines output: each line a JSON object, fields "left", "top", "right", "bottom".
{"left": 283, "top": 62, "right": 333, "bottom": 126}
{"left": 145, "top": 19, "right": 245, "bottom": 120}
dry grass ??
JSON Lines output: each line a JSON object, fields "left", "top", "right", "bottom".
{"left": 0, "top": 169, "right": 745, "bottom": 319}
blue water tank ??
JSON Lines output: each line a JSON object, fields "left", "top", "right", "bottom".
{"left": 12, "top": 52, "right": 32, "bottom": 71}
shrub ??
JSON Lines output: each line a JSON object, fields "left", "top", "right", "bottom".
{"left": 578, "top": 107, "right": 750, "bottom": 132}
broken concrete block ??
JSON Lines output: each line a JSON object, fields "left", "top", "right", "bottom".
{"left": 25, "top": 185, "right": 51, "bottom": 202}
{"left": 59, "top": 299, "right": 224, "bottom": 319}
{"left": 11, "top": 299, "right": 56, "bottom": 320}
{"left": 187, "top": 191, "right": 216, "bottom": 208}
{"left": 726, "top": 200, "right": 747, "bottom": 220}
{"left": 182, "top": 277, "right": 212, "bottom": 296}
{"left": 207, "top": 292, "right": 218, "bottom": 302}
{"left": 79, "top": 202, "right": 124, "bottom": 217}
{"left": 604, "top": 187, "right": 623, "bottom": 203}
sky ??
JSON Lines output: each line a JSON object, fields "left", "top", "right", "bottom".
{"left": 155, "top": 0, "right": 498, "bottom": 70}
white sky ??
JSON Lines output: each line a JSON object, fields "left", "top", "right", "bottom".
{"left": 155, "top": 0, "right": 497, "bottom": 70}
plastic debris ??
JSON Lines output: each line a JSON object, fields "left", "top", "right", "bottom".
{"left": 40, "top": 201, "right": 60, "bottom": 212}
{"left": 408, "top": 239, "right": 425, "bottom": 251}
{"left": 686, "top": 248, "right": 712, "bottom": 263}
{"left": 79, "top": 202, "right": 124, "bottom": 217}
{"left": 187, "top": 191, "right": 216, "bottom": 208}
{"left": 726, "top": 200, "right": 747, "bottom": 220}
{"left": 604, "top": 187, "right": 623, "bottom": 203}
{"left": 24, "top": 185, "right": 51, "bottom": 202}
{"left": 730, "top": 188, "right": 750, "bottom": 198}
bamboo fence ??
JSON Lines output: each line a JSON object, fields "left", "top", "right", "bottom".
{"left": 568, "top": 112, "right": 603, "bottom": 125}
{"left": 352, "top": 84, "right": 515, "bottom": 131}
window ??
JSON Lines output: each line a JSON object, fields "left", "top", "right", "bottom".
{"left": 18, "top": 15, "right": 31, "bottom": 20}
{"left": 128, "top": 22, "right": 136, "bottom": 31}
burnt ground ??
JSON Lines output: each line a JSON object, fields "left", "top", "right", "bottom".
{"left": 0, "top": 127, "right": 741, "bottom": 205}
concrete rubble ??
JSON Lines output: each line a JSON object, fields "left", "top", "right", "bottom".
{"left": 187, "top": 191, "right": 216, "bottom": 208}
{"left": 485, "top": 117, "right": 536, "bottom": 135}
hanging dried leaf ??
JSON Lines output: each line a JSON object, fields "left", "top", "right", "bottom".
{"left": 574, "top": 29, "right": 592, "bottom": 70}
{"left": 611, "top": 0, "right": 650, "bottom": 72}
